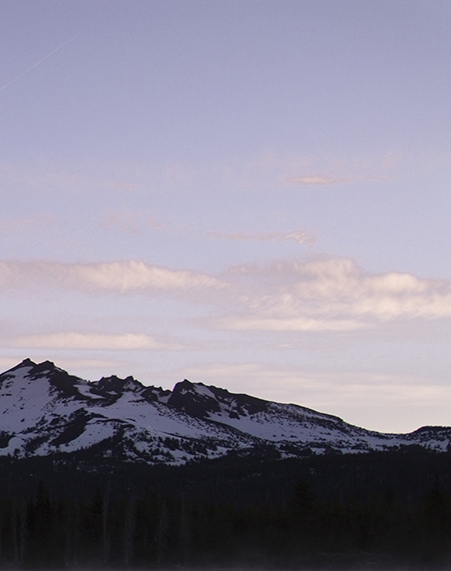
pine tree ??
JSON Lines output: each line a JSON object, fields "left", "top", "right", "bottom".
{"left": 154, "top": 501, "right": 169, "bottom": 564}
{"left": 122, "top": 496, "right": 135, "bottom": 567}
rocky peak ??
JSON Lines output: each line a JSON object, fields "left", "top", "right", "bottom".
{"left": 0, "top": 359, "right": 449, "bottom": 465}
{"left": 94, "top": 375, "right": 144, "bottom": 395}
{"left": 168, "top": 379, "right": 221, "bottom": 418}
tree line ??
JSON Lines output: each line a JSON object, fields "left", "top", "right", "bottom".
{"left": 0, "top": 476, "right": 450, "bottom": 569}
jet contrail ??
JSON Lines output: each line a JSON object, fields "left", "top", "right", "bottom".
{"left": 0, "top": 29, "right": 85, "bottom": 93}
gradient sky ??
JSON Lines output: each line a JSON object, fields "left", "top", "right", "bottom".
{"left": 1, "top": 0, "right": 451, "bottom": 432}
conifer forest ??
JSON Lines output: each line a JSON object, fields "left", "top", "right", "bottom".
{"left": 0, "top": 449, "right": 450, "bottom": 568}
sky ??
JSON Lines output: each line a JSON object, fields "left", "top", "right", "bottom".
{"left": 1, "top": 0, "right": 451, "bottom": 433}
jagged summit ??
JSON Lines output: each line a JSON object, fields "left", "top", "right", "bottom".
{"left": 18, "top": 358, "right": 36, "bottom": 367}
{"left": 0, "top": 359, "right": 450, "bottom": 465}
{"left": 17, "top": 358, "right": 57, "bottom": 369}
{"left": 8, "top": 357, "right": 38, "bottom": 371}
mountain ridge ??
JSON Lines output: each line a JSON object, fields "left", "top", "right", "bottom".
{"left": 0, "top": 358, "right": 449, "bottom": 464}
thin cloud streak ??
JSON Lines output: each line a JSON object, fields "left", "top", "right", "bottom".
{"left": 286, "top": 174, "right": 351, "bottom": 186}
{"left": 9, "top": 332, "right": 185, "bottom": 351}
{"left": 285, "top": 174, "right": 388, "bottom": 186}
{"left": 207, "top": 229, "right": 315, "bottom": 246}
{"left": 2, "top": 257, "right": 451, "bottom": 333}
{"left": 221, "top": 316, "right": 365, "bottom": 332}
{"left": 0, "top": 148, "right": 400, "bottom": 200}
{"left": 0, "top": 260, "right": 227, "bottom": 293}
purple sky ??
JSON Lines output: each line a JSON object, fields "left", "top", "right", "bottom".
{"left": 1, "top": 0, "right": 451, "bottom": 432}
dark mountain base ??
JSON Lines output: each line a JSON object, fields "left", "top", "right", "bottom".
{"left": 1, "top": 446, "right": 451, "bottom": 504}
{"left": 0, "top": 449, "right": 451, "bottom": 568}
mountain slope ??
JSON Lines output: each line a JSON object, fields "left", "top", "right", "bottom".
{"left": 0, "top": 359, "right": 449, "bottom": 464}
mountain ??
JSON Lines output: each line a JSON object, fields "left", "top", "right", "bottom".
{"left": 0, "top": 358, "right": 449, "bottom": 465}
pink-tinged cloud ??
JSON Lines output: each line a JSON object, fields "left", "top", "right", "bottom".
{"left": 207, "top": 229, "right": 315, "bottom": 246}
{"left": 286, "top": 174, "right": 390, "bottom": 186}
{"left": 0, "top": 260, "right": 227, "bottom": 294}
{"left": 2, "top": 257, "right": 451, "bottom": 334}
{"left": 9, "top": 332, "right": 185, "bottom": 351}
{"left": 221, "top": 316, "right": 365, "bottom": 332}
{"left": 219, "top": 257, "right": 451, "bottom": 332}
{"left": 68, "top": 261, "right": 226, "bottom": 293}
{"left": 286, "top": 174, "right": 351, "bottom": 186}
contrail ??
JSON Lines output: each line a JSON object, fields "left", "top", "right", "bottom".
{"left": 0, "top": 29, "right": 85, "bottom": 93}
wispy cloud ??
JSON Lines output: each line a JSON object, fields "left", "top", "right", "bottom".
{"left": 0, "top": 150, "right": 400, "bottom": 204}
{"left": 221, "top": 315, "right": 364, "bottom": 332}
{"left": 285, "top": 174, "right": 388, "bottom": 186}
{"left": 286, "top": 174, "right": 352, "bottom": 186}
{"left": 207, "top": 229, "right": 315, "bottom": 246}
{"left": 0, "top": 260, "right": 227, "bottom": 293}
{"left": 97, "top": 209, "right": 164, "bottom": 234}
{"left": 284, "top": 151, "right": 400, "bottom": 187}
{"left": 3, "top": 257, "right": 451, "bottom": 334}
{"left": 219, "top": 257, "right": 451, "bottom": 332}
{"left": 8, "top": 332, "right": 185, "bottom": 351}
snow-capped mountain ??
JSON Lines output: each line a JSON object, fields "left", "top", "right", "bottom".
{"left": 0, "top": 359, "right": 449, "bottom": 465}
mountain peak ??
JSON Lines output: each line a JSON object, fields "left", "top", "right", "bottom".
{"left": 95, "top": 375, "right": 145, "bottom": 394}
{"left": 13, "top": 358, "right": 37, "bottom": 369}
{"left": 7, "top": 359, "right": 61, "bottom": 375}
{"left": 32, "top": 360, "right": 59, "bottom": 374}
{"left": 0, "top": 359, "right": 449, "bottom": 464}
{"left": 169, "top": 379, "right": 221, "bottom": 418}
{"left": 173, "top": 378, "right": 195, "bottom": 390}
{"left": 2, "top": 358, "right": 41, "bottom": 376}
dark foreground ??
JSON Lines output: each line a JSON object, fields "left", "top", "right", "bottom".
{"left": 0, "top": 448, "right": 451, "bottom": 569}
